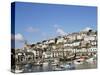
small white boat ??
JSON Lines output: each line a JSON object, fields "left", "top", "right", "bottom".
{"left": 34, "top": 62, "right": 43, "bottom": 66}
{"left": 60, "top": 63, "right": 75, "bottom": 70}
{"left": 51, "top": 61, "right": 58, "bottom": 66}
{"left": 86, "top": 57, "right": 95, "bottom": 63}
{"left": 53, "top": 67, "right": 62, "bottom": 71}
{"left": 94, "top": 54, "right": 97, "bottom": 58}
{"left": 43, "top": 62, "right": 48, "bottom": 66}
{"left": 52, "top": 63, "right": 58, "bottom": 66}
{"left": 74, "top": 59, "right": 84, "bottom": 65}
{"left": 60, "top": 64, "right": 70, "bottom": 68}
{"left": 15, "top": 69, "right": 23, "bottom": 73}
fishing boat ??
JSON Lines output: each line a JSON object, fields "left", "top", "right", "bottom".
{"left": 86, "top": 57, "right": 96, "bottom": 63}
{"left": 74, "top": 58, "right": 84, "bottom": 65}
{"left": 60, "top": 63, "right": 75, "bottom": 70}
{"left": 86, "top": 54, "right": 97, "bottom": 63}
{"left": 52, "top": 62, "right": 58, "bottom": 66}
{"left": 15, "top": 69, "right": 24, "bottom": 73}
{"left": 53, "top": 67, "right": 62, "bottom": 71}
{"left": 60, "top": 64, "right": 70, "bottom": 68}
{"left": 43, "top": 62, "right": 48, "bottom": 66}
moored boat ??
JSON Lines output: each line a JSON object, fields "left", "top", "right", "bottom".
{"left": 74, "top": 58, "right": 84, "bottom": 65}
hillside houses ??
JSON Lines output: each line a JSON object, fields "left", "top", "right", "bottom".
{"left": 13, "top": 28, "right": 97, "bottom": 66}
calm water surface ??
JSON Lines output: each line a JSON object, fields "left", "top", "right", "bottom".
{"left": 22, "top": 60, "right": 97, "bottom": 73}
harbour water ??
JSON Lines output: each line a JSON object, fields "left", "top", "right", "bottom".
{"left": 20, "top": 60, "right": 97, "bottom": 73}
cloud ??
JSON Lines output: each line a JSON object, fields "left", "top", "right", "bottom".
{"left": 56, "top": 28, "right": 66, "bottom": 35}
{"left": 82, "top": 27, "right": 92, "bottom": 32}
{"left": 53, "top": 24, "right": 67, "bottom": 35}
{"left": 26, "top": 27, "right": 39, "bottom": 33}
{"left": 54, "top": 24, "right": 59, "bottom": 28}
{"left": 11, "top": 33, "right": 24, "bottom": 42}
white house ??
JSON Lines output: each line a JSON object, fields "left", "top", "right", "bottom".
{"left": 56, "top": 37, "right": 64, "bottom": 44}
{"left": 81, "top": 40, "right": 90, "bottom": 47}
{"left": 64, "top": 43, "right": 73, "bottom": 47}
{"left": 67, "top": 35, "right": 76, "bottom": 41}
{"left": 72, "top": 41, "right": 80, "bottom": 46}
{"left": 32, "top": 50, "right": 36, "bottom": 56}
{"left": 77, "top": 34, "right": 83, "bottom": 40}
{"left": 88, "top": 47, "right": 97, "bottom": 52}
{"left": 91, "top": 41, "right": 97, "bottom": 46}
{"left": 48, "top": 39, "right": 55, "bottom": 44}
{"left": 84, "top": 36, "right": 95, "bottom": 41}
{"left": 42, "top": 44, "right": 48, "bottom": 49}
{"left": 52, "top": 45, "right": 56, "bottom": 49}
